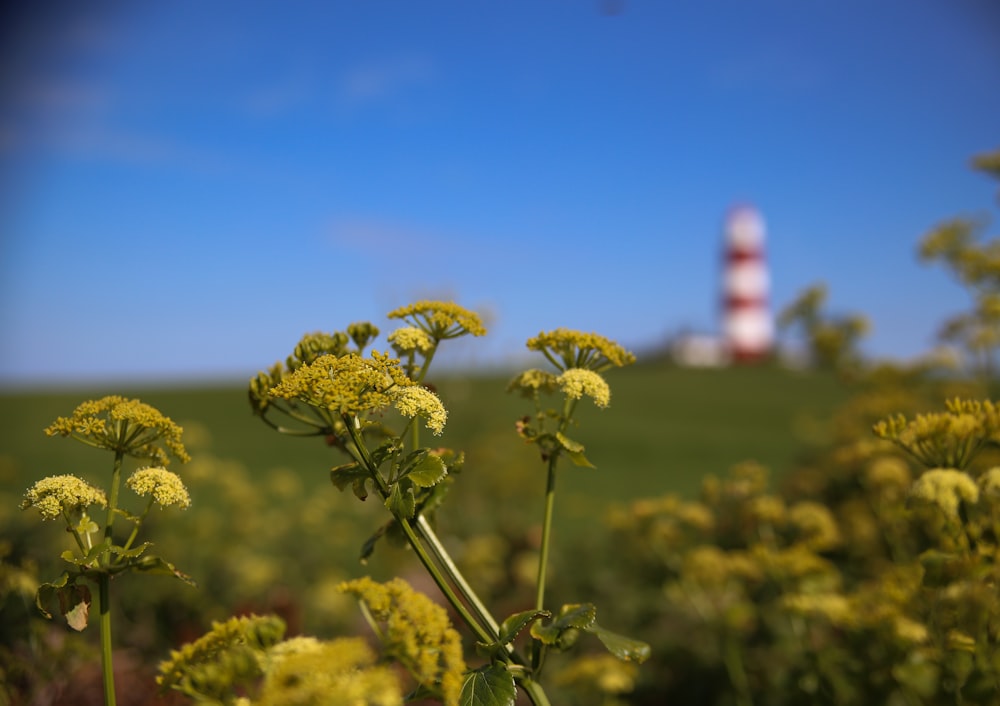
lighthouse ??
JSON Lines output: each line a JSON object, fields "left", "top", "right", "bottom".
{"left": 722, "top": 206, "right": 773, "bottom": 363}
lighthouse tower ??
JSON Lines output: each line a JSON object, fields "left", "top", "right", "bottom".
{"left": 722, "top": 206, "right": 773, "bottom": 363}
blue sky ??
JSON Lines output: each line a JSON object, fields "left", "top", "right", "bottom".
{"left": 1, "top": 0, "right": 999, "bottom": 385}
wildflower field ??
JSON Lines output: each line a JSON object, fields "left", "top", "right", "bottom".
{"left": 2, "top": 150, "right": 999, "bottom": 706}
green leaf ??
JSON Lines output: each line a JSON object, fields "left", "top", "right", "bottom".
{"left": 35, "top": 572, "right": 71, "bottom": 620}
{"left": 35, "top": 573, "right": 92, "bottom": 630}
{"left": 530, "top": 603, "right": 596, "bottom": 645}
{"left": 134, "top": 556, "right": 197, "bottom": 586}
{"left": 330, "top": 462, "right": 366, "bottom": 491}
{"left": 555, "top": 432, "right": 596, "bottom": 468}
{"left": 330, "top": 462, "right": 372, "bottom": 501}
{"left": 385, "top": 481, "right": 416, "bottom": 519}
{"left": 405, "top": 452, "right": 447, "bottom": 488}
{"left": 460, "top": 663, "right": 516, "bottom": 706}
{"left": 499, "top": 609, "right": 551, "bottom": 645}
{"left": 369, "top": 439, "right": 401, "bottom": 469}
{"left": 109, "top": 542, "right": 153, "bottom": 559}
{"left": 360, "top": 521, "right": 391, "bottom": 563}
{"left": 587, "top": 624, "right": 651, "bottom": 663}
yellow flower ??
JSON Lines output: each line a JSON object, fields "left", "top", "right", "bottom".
{"left": 788, "top": 501, "right": 841, "bottom": 551}
{"left": 21, "top": 474, "right": 107, "bottom": 520}
{"left": 339, "top": 577, "right": 466, "bottom": 706}
{"left": 258, "top": 636, "right": 402, "bottom": 706}
{"left": 506, "top": 369, "right": 559, "bottom": 398}
{"left": 389, "top": 385, "right": 448, "bottom": 435}
{"left": 269, "top": 351, "right": 412, "bottom": 420}
{"left": 909, "top": 468, "right": 980, "bottom": 519}
{"left": 557, "top": 368, "right": 611, "bottom": 408}
{"left": 873, "top": 399, "right": 1000, "bottom": 469}
{"left": 388, "top": 326, "right": 436, "bottom": 355}
{"left": 979, "top": 466, "right": 1000, "bottom": 497}
{"left": 45, "top": 396, "right": 189, "bottom": 466}
{"left": 388, "top": 301, "right": 486, "bottom": 340}
{"left": 526, "top": 328, "right": 635, "bottom": 372}
{"left": 127, "top": 467, "right": 191, "bottom": 509}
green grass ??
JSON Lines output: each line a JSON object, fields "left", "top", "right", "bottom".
{"left": 0, "top": 362, "right": 849, "bottom": 518}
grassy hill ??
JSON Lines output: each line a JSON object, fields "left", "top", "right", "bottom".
{"left": 0, "top": 362, "right": 849, "bottom": 520}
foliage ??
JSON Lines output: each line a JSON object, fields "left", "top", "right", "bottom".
{"left": 919, "top": 147, "right": 1000, "bottom": 377}
{"left": 777, "top": 282, "right": 870, "bottom": 377}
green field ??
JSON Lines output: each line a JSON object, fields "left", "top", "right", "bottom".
{"left": 0, "top": 362, "right": 849, "bottom": 522}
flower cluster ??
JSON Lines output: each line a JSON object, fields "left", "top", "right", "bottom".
{"left": 556, "top": 368, "right": 612, "bottom": 408}
{"left": 21, "top": 474, "right": 107, "bottom": 520}
{"left": 909, "top": 468, "right": 980, "bottom": 520}
{"left": 388, "top": 326, "right": 436, "bottom": 355}
{"left": 157, "top": 614, "right": 286, "bottom": 698}
{"left": 339, "top": 577, "right": 466, "bottom": 706}
{"left": 127, "top": 467, "right": 191, "bottom": 509}
{"left": 388, "top": 301, "right": 486, "bottom": 341}
{"left": 388, "top": 385, "right": 448, "bottom": 435}
{"left": 268, "top": 351, "right": 413, "bottom": 420}
{"left": 526, "top": 328, "right": 636, "bottom": 372}
{"left": 45, "top": 396, "right": 189, "bottom": 466}
{"left": 257, "top": 636, "right": 401, "bottom": 706}
{"left": 873, "top": 399, "right": 1000, "bottom": 469}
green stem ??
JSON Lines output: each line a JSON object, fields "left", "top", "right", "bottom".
{"left": 534, "top": 456, "right": 558, "bottom": 613}
{"left": 395, "top": 516, "right": 496, "bottom": 645}
{"left": 343, "top": 419, "right": 497, "bottom": 644}
{"left": 122, "top": 497, "right": 154, "bottom": 552}
{"left": 519, "top": 676, "right": 553, "bottom": 706}
{"left": 98, "top": 573, "right": 116, "bottom": 706}
{"left": 97, "top": 449, "right": 124, "bottom": 706}
{"left": 415, "top": 514, "right": 500, "bottom": 638}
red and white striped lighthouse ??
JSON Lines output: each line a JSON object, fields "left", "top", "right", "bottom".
{"left": 722, "top": 205, "right": 773, "bottom": 363}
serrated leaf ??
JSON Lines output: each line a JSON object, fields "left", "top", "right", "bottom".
{"left": 385, "top": 482, "right": 416, "bottom": 519}
{"left": 556, "top": 603, "right": 597, "bottom": 628}
{"left": 498, "top": 609, "right": 551, "bottom": 645}
{"left": 555, "top": 432, "right": 595, "bottom": 468}
{"left": 530, "top": 603, "right": 595, "bottom": 645}
{"left": 406, "top": 452, "right": 447, "bottom": 488}
{"left": 109, "top": 542, "right": 152, "bottom": 559}
{"left": 460, "top": 663, "right": 516, "bottom": 706}
{"left": 587, "top": 624, "right": 651, "bottom": 663}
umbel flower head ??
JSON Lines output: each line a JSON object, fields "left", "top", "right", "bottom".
{"left": 127, "top": 467, "right": 191, "bottom": 509}
{"left": 21, "top": 474, "right": 107, "bottom": 520}
{"left": 557, "top": 368, "right": 612, "bottom": 408}
{"left": 873, "top": 399, "right": 1000, "bottom": 469}
{"left": 388, "top": 385, "right": 448, "bottom": 435}
{"left": 45, "top": 396, "right": 189, "bottom": 466}
{"left": 388, "top": 326, "right": 436, "bottom": 355}
{"left": 268, "top": 351, "right": 448, "bottom": 434}
{"left": 909, "top": 468, "right": 980, "bottom": 520}
{"left": 527, "top": 328, "right": 636, "bottom": 372}
{"left": 339, "top": 576, "right": 466, "bottom": 706}
{"left": 387, "top": 301, "right": 487, "bottom": 341}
